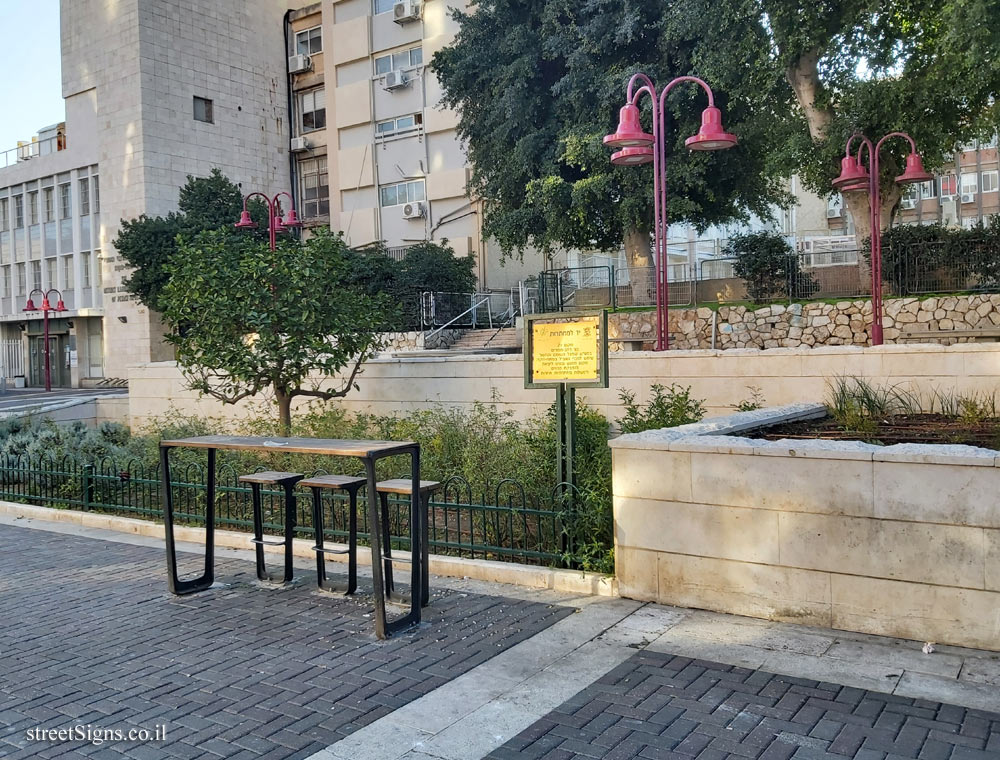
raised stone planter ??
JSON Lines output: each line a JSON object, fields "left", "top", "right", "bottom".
{"left": 610, "top": 404, "right": 1000, "bottom": 651}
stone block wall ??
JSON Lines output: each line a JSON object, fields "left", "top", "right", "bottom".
{"left": 379, "top": 330, "right": 466, "bottom": 352}
{"left": 611, "top": 405, "right": 1000, "bottom": 651}
{"left": 609, "top": 294, "right": 1000, "bottom": 351}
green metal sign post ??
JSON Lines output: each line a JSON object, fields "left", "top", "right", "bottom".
{"left": 524, "top": 310, "right": 609, "bottom": 511}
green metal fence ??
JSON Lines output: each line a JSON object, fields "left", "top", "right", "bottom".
{"left": 0, "top": 455, "right": 567, "bottom": 566}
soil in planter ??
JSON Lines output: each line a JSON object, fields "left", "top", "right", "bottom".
{"left": 759, "top": 413, "right": 1000, "bottom": 448}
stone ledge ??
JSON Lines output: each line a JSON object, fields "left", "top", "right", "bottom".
{"left": 0, "top": 501, "right": 616, "bottom": 597}
{"left": 872, "top": 443, "right": 1000, "bottom": 467}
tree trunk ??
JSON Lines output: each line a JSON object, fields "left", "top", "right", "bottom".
{"left": 623, "top": 225, "right": 654, "bottom": 307}
{"left": 785, "top": 49, "right": 831, "bottom": 141}
{"left": 843, "top": 185, "right": 901, "bottom": 292}
{"left": 275, "top": 389, "right": 292, "bottom": 435}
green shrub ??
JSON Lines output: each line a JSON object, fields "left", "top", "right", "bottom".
{"left": 724, "top": 231, "right": 818, "bottom": 303}
{"left": 617, "top": 383, "right": 706, "bottom": 434}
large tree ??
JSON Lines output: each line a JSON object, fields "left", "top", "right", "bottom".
{"left": 432, "top": 0, "right": 795, "bottom": 269}
{"left": 159, "top": 229, "right": 389, "bottom": 432}
{"left": 113, "top": 169, "right": 267, "bottom": 312}
{"left": 674, "top": 0, "right": 1000, "bottom": 243}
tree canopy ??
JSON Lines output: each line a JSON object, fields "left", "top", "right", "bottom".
{"left": 159, "top": 229, "right": 389, "bottom": 431}
{"left": 432, "top": 0, "right": 795, "bottom": 267}
{"left": 113, "top": 169, "right": 267, "bottom": 312}
{"left": 673, "top": 0, "right": 1000, "bottom": 239}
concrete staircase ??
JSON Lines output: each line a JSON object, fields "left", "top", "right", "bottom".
{"left": 448, "top": 328, "right": 522, "bottom": 353}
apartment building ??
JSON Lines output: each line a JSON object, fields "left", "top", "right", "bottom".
{"left": 285, "top": 0, "right": 482, "bottom": 273}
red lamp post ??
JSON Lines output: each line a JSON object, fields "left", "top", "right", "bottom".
{"left": 832, "top": 132, "right": 932, "bottom": 345}
{"left": 235, "top": 191, "right": 303, "bottom": 251}
{"left": 604, "top": 74, "right": 738, "bottom": 350}
{"left": 23, "top": 288, "right": 67, "bottom": 392}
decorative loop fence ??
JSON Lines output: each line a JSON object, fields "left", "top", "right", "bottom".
{"left": 0, "top": 455, "right": 569, "bottom": 567}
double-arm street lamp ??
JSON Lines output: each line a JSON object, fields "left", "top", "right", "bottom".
{"left": 235, "top": 191, "right": 303, "bottom": 251}
{"left": 604, "top": 74, "right": 738, "bottom": 350}
{"left": 832, "top": 132, "right": 932, "bottom": 345}
{"left": 23, "top": 288, "right": 67, "bottom": 392}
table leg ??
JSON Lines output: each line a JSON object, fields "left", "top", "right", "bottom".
{"left": 364, "top": 457, "right": 388, "bottom": 639}
{"left": 347, "top": 486, "right": 358, "bottom": 594}
{"left": 162, "top": 444, "right": 216, "bottom": 595}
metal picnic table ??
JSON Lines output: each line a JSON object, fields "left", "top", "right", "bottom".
{"left": 159, "top": 435, "right": 424, "bottom": 638}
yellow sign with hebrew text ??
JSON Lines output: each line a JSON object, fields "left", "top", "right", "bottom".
{"left": 530, "top": 315, "right": 602, "bottom": 383}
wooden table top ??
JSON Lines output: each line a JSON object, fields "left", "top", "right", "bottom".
{"left": 160, "top": 435, "right": 416, "bottom": 458}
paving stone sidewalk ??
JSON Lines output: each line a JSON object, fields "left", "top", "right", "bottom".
{"left": 0, "top": 524, "right": 572, "bottom": 760}
{"left": 488, "top": 650, "right": 1000, "bottom": 760}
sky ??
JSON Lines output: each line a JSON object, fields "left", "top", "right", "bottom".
{"left": 0, "top": 0, "right": 65, "bottom": 152}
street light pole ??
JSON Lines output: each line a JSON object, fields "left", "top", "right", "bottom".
{"left": 23, "top": 288, "right": 67, "bottom": 392}
{"left": 833, "top": 132, "right": 932, "bottom": 345}
{"left": 235, "top": 191, "right": 303, "bottom": 250}
{"left": 604, "top": 74, "right": 738, "bottom": 350}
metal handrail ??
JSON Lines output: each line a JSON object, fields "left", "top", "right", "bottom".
{"left": 483, "top": 291, "right": 521, "bottom": 348}
{"left": 424, "top": 294, "right": 493, "bottom": 342}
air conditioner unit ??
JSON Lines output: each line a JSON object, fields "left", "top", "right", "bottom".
{"left": 826, "top": 207, "right": 841, "bottom": 218}
{"left": 393, "top": 0, "right": 421, "bottom": 23}
{"left": 383, "top": 70, "right": 410, "bottom": 91}
{"left": 961, "top": 192, "right": 975, "bottom": 204}
{"left": 402, "top": 201, "right": 425, "bottom": 219}
{"left": 288, "top": 54, "right": 312, "bottom": 74}
{"left": 290, "top": 136, "right": 310, "bottom": 153}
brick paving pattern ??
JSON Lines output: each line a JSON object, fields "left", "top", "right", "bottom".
{"left": 488, "top": 651, "right": 1000, "bottom": 760}
{"left": 0, "top": 524, "right": 572, "bottom": 760}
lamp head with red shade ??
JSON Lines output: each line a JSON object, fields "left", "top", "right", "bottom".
{"left": 895, "top": 152, "right": 933, "bottom": 185}
{"left": 54, "top": 298, "right": 67, "bottom": 312}
{"left": 23, "top": 298, "right": 36, "bottom": 312}
{"left": 281, "top": 208, "right": 303, "bottom": 228}
{"left": 603, "top": 104, "right": 654, "bottom": 149}
{"left": 234, "top": 210, "right": 258, "bottom": 229}
{"left": 684, "top": 107, "right": 738, "bottom": 151}
{"left": 610, "top": 146, "right": 654, "bottom": 166}
{"left": 832, "top": 155, "right": 871, "bottom": 191}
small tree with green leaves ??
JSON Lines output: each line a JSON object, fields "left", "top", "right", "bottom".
{"left": 726, "top": 231, "right": 817, "bottom": 303}
{"left": 160, "top": 229, "right": 389, "bottom": 432}
{"left": 114, "top": 169, "right": 267, "bottom": 312}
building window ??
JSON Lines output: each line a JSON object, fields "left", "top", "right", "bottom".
{"left": 31, "top": 261, "right": 41, "bottom": 291}
{"left": 82, "top": 254, "right": 91, "bottom": 288}
{"left": 193, "top": 96, "right": 214, "bottom": 123}
{"left": 982, "top": 170, "right": 998, "bottom": 194}
{"left": 43, "top": 188, "right": 54, "bottom": 222}
{"left": 46, "top": 258, "right": 56, "bottom": 289}
{"left": 1, "top": 267, "right": 9, "bottom": 298}
{"left": 960, "top": 172, "right": 978, "bottom": 197}
{"left": 918, "top": 180, "right": 936, "bottom": 200}
{"left": 63, "top": 256, "right": 74, "bottom": 290}
{"left": 16, "top": 264, "right": 25, "bottom": 295}
{"left": 28, "top": 192, "right": 39, "bottom": 225}
{"left": 299, "top": 157, "right": 329, "bottom": 218}
{"left": 295, "top": 26, "right": 322, "bottom": 55}
{"left": 374, "top": 0, "right": 395, "bottom": 13}
{"left": 92, "top": 176, "right": 100, "bottom": 212}
{"left": 79, "top": 179, "right": 90, "bottom": 215}
{"left": 826, "top": 194, "right": 842, "bottom": 217}
{"left": 13, "top": 196, "right": 23, "bottom": 228}
{"left": 962, "top": 216, "right": 980, "bottom": 230}
{"left": 900, "top": 185, "right": 918, "bottom": 210}
{"left": 939, "top": 174, "right": 957, "bottom": 199}
{"left": 374, "top": 46, "right": 422, "bottom": 75}
{"left": 379, "top": 179, "right": 425, "bottom": 207}
{"left": 299, "top": 89, "right": 326, "bottom": 132}
{"left": 376, "top": 113, "right": 422, "bottom": 136}
{"left": 59, "top": 183, "right": 71, "bottom": 218}
{"left": 0, "top": 199, "right": 7, "bottom": 231}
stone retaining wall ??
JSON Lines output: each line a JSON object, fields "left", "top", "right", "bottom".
{"left": 610, "top": 404, "right": 1000, "bottom": 651}
{"left": 380, "top": 329, "right": 464, "bottom": 352}
{"left": 610, "top": 293, "right": 1000, "bottom": 350}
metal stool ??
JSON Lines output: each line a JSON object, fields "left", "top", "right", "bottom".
{"left": 238, "top": 471, "right": 304, "bottom": 583}
{"left": 298, "top": 474, "right": 367, "bottom": 594}
{"left": 375, "top": 479, "right": 439, "bottom": 608}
